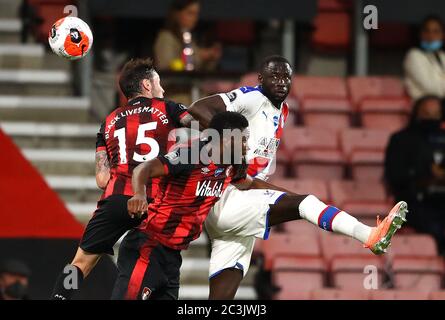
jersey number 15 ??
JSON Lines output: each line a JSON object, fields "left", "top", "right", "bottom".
{"left": 114, "top": 122, "right": 160, "bottom": 164}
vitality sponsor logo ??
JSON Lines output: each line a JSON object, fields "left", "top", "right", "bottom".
{"left": 195, "top": 180, "right": 224, "bottom": 197}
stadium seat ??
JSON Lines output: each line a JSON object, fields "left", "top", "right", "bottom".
{"left": 370, "top": 290, "right": 430, "bottom": 300}
{"left": 388, "top": 234, "right": 439, "bottom": 258}
{"left": 283, "top": 127, "right": 345, "bottom": 180}
{"left": 328, "top": 180, "right": 389, "bottom": 208}
{"left": 318, "top": 0, "right": 352, "bottom": 11}
{"left": 266, "top": 178, "right": 329, "bottom": 203}
{"left": 430, "top": 291, "right": 445, "bottom": 300}
{"left": 359, "top": 97, "right": 411, "bottom": 132}
{"left": 311, "top": 289, "right": 369, "bottom": 300}
{"left": 311, "top": 12, "right": 351, "bottom": 53}
{"left": 29, "top": 0, "right": 73, "bottom": 43}
{"left": 262, "top": 233, "right": 321, "bottom": 270}
{"left": 284, "top": 220, "right": 320, "bottom": 237}
{"left": 300, "top": 98, "right": 353, "bottom": 131}
{"left": 392, "top": 257, "right": 444, "bottom": 292}
{"left": 320, "top": 232, "right": 374, "bottom": 262}
{"left": 331, "top": 257, "right": 385, "bottom": 290}
{"left": 291, "top": 76, "right": 347, "bottom": 101}
{"left": 340, "top": 129, "right": 392, "bottom": 181}
{"left": 347, "top": 77, "right": 407, "bottom": 107}
{"left": 272, "top": 256, "right": 326, "bottom": 298}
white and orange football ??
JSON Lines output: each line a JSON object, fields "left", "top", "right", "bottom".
{"left": 48, "top": 16, "right": 93, "bottom": 60}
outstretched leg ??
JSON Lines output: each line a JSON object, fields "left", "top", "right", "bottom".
{"left": 268, "top": 193, "right": 407, "bottom": 254}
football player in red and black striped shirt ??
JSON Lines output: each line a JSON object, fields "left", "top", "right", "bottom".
{"left": 51, "top": 58, "right": 192, "bottom": 300}
{"left": 113, "top": 111, "right": 408, "bottom": 300}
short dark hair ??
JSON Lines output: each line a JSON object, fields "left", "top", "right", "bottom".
{"left": 209, "top": 111, "right": 249, "bottom": 136}
{"left": 119, "top": 58, "right": 156, "bottom": 99}
{"left": 260, "top": 55, "right": 291, "bottom": 72}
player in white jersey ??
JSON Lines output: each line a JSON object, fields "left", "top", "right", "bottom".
{"left": 187, "top": 55, "right": 407, "bottom": 299}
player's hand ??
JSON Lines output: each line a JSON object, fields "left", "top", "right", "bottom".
{"left": 127, "top": 194, "right": 148, "bottom": 218}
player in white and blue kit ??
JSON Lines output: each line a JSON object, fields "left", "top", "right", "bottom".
{"left": 187, "top": 55, "right": 407, "bottom": 299}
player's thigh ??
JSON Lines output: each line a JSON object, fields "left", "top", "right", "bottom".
{"left": 207, "top": 188, "right": 286, "bottom": 239}
{"left": 80, "top": 195, "right": 142, "bottom": 255}
{"left": 208, "top": 236, "right": 255, "bottom": 279}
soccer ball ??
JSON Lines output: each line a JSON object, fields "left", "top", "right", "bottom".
{"left": 48, "top": 16, "right": 93, "bottom": 60}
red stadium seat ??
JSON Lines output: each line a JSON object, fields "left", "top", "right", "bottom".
{"left": 347, "top": 77, "right": 407, "bottom": 107}
{"left": 388, "top": 234, "right": 439, "bottom": 258}
{"left": 262, "top": 233, "right": 321, "bottom": 270}
{"left": 284, "top": 220, "right": 320, "bottom": 237}
{"left": 331, "top": 257, "right": 385, "bottom": 290}
{"left": 311, "top": 12, "right": 351, "bottom": 53}
{"left": 311, "top": 289, "right": 369, "bottom": 300}
{"left": 272, "top": 257, "right": 326, "bottom": 299}
{"left": 359, "top": 97, "right": 411, "bottom": 132}
{"left": 291, "top": 76, "right": 348, "bottom": 100}
{"left": 29, "top": 0, "right": 73, "bottom": 42}
{"left": 340, "top": 129, "right": 392, "bottom": 181}
{"left": 266, "top": 178, "right": 329, "bottom": 203}
{"left": 341, "top": 202, "right": 392, "bottom": 227}
{"left": 349, "top": 151, "right": 385, "bottom": 181}
{"left": 282, "top": 127, "right": 345, "bottom": 180}
{"left": 370, "top": 290, "right": 430, "bottom": 300}
{"left": 392, "top": 257, "right": 444, "bottom": 292}
{"left": 329, "top": 180, "right": 388, "bottom": 208}
{"left": 340, "top": 128, "right": 392, "bottom": 156}
{"left": 430, "top": 292, "right": 445, "bottom": 300}
{"left": 300, "top": 98, "right": 353, "bottom": 131}
{"left": 320, "top": 232, "right": 373, "bottom": 262}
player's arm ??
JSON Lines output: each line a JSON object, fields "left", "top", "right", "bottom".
{"left": 128, "top": 158, "right": 167, "bottom": 216}
{"left": 186, "top": 95, "right": 228, "bottom": 129}
{"left": 232, "top": 176, "right": 295, "bottom": 194}
{"left": 95, "top": 150, "right": 110, "bottom": 189}
{"left": 95, "top": 122, "right": 110, "bottom": 190}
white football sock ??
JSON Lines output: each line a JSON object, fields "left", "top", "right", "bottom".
{"left": 298, "top": 195, "right": 372, "bottom": 244}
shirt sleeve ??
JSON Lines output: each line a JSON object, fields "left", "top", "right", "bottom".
{"left": 165, "top": 100, "right": 190, "bottom": 127}
{"left": 157, "top": 148, "right": 195, "bottom": 177}
{"left": 217, "top": 88, "right": 245, "bottom": 113}
{"left": 96, "top": 122, "right": 106, "bottom": 152}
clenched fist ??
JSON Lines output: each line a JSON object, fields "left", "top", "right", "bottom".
{"left": 127, "top": 194, "right": 148, "bottom": 218}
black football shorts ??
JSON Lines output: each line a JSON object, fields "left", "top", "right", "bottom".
{"left": 79, "top": 195, "right": 148, "bottom": 255}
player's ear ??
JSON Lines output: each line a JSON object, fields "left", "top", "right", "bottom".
{"left": 258, "top": 73, "right": 263, "bottom": 85}
{"left": 141, "top": 78, "right": 152, "bottom": 93}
